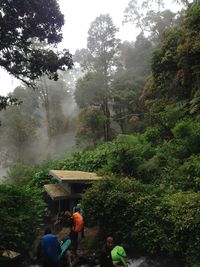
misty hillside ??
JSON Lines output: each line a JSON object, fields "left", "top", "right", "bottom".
{"left": 0, "top": 0, "right": 200, "bottom": 267}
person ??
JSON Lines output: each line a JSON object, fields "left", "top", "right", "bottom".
{"left": 37, "top": 227, "right": 61, "bottom": 267}
{"left": 73, "top": 203, "right": 85, "bottom": 238}
{"left": 65, "top": 210, "right": 84, "bottom": 254}
{"left": 100, "top": 235, "right": 128, "bottom": 267}
{"left": 99, "top": 235, "right": 115, "bottom": 267}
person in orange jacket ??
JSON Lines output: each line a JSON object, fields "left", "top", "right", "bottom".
{"left": 73, "top": 204, "right": 85, "bottom": 238}
{"left": 65, "top": 210, "right": 84, "bottom": 254}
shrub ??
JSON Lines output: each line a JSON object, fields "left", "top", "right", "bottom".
{"left": 0, "top": 184, "right": 45, "bottom": 256}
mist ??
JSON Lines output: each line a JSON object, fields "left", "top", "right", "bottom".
{"left": 0, "top": 67, "right": 83, "bottom": 181}
{"left": 0, "top": 0, "right": 186, "bottom": 181}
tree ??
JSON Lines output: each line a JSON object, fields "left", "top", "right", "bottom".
{"left": 0, "top": 87, "right": 39, "bottom": 165}
{"left": 142, "top": 1, "right": 200, "bottom": 110}
{"left": 124, "top": 0, "right": 165, "bottom": 30}
{"left": 75, "top": 14, "right": 120, "bottom": 141}
{"left": 76, "top": 107, "right": 105, "bottom": 147}
{"left": 35, "top": 75, "right": 73, "bottom": 158}
{"left": 87, "top": 14, "right": 120, "bottom": 77}
{"left": 123, "top": 0, "right": 176, "bottom": 43}
{"left": 74, "top": 72, "right": 105, "bottom": 108}
{"left": 0, "top": 0, "right": 73, "bottom": 110}
{"left": 119, "top": 35, "right": 152, "bottom": 75}
{"left": 111, "top": 70, "right": 147, "bottom": 133}
{"left": 110, "top": 35, "right": 152, "bottom": 134}
{"left": 173, "top": 0, "right": 194, "bottom": 7}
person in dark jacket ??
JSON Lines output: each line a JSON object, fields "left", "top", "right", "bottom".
{"left": 100, "top": 235, "right": 119, "bottom": 267}
{"left": 37, "top": 227, "right": 61, "bottom": 267}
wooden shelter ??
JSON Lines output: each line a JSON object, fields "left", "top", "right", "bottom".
{"left": 44, "top": 170, "right": 101, "bottom": 213}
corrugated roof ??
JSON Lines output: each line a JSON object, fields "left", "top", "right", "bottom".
{"left": 50, "top": 170, "right": 101, "bottom": 183}
{"left": 44, "top": 183, "right": 69, "bottom": 200}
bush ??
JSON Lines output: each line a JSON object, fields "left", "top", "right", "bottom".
{"left": 0, "top": 184, "right": 45, "bottom": 256}
{"left": 82, "top": 177, "right": 200, "bottom": 265}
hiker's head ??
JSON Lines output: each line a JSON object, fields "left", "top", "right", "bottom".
{"left": 74, "top": 206, "right": 79, "bottom": 213}
{"left": 106, "top": 234, "right": 114, "bottom": 249}
{"left": 44, "top": 226, "right": 52, "bottom": 235}
{"left": 65, "top": 211, "right": 71, "bottom": 219}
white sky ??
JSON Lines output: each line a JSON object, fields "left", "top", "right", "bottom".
{"left": 1, "top": 0, "right": 181, "bottom": 96}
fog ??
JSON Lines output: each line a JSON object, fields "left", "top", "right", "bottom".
{"left": 0, "top": 0, "right": 185, "bottom": 182}
{"left": 0, "top": 68, "right": 82, "bottom": 180}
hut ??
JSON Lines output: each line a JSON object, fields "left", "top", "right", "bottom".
{"left": 44, "top": 170, "right": 101, "bottom": 213}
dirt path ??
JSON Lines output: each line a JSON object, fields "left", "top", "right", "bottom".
{"left": 56, "top": 226, "right": 99, "bottom": 266}
{"left": 57, "top": 226, "right": 99, "bottom": 254}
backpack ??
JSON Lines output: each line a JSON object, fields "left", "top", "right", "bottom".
{"left": 111, "top": 246, "right": 127, "bottom": 267}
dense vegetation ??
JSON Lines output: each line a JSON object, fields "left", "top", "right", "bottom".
{"left": 0, "top": 0, "right": 200, "bottom": 266}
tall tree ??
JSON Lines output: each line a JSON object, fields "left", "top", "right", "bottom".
{"left": 75, "top": 14, "right": 120, "bottom": 141}
{"left": 36, "top": 75, "right": 72, "bottom": 158}
{"left": 111, "top": 35, "right": 152, "bottom": 134}
{"left": 0, "top": 0, "right": 73, "bottom": 110}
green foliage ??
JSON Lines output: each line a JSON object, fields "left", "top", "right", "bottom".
{"left": 28, "top": 169, "right": 57, "bottom": 189}
{"left": 110, "top": 35, "right": 152, "bottom": 134}
{"left": 100, "top": 135, "right": 154, "bottom": 178}
{"left": 172, "top": 119, "right": 200, "bottom": 155}
{"left": 87, "top": 14, "right": 120, "bottom": 75}
{"left": 0, "top": 184, "right": 45, "bottom": 255}
{"left": 75, "top": 72, "right": 105, "bottom": 109}
{"left": 0, "top": 0, "right": 73, "bottom": 84}
{"left": 143, "top": 1, "right": 200, "bottom": 113}
{"left": 76, "top": 107, "right": 106, "bottom": 147}
{"left": 1, "top": 2, "right": 199, "bottom": 265}
{"left": 1, "top": 117, "right": 199, "bottom": 264}
{"left": 5, "top": 163, "right": 39, "bottom": 186}
{"left": 161, "top": 191, "right": 200, "bottom": 266}
{"left": 0, "top": 0, "right": 73, "bottom": 110}
{"left": 155, "top": 102, "right": 188, "bottom": 131}
{"left": 143, "top": 127, "right": 163, "bottom": 144}
{"left": 178, "top": 155, "right": 200, "bottom": 189}
{"left": 74, "top": 14, "right": 120, "bottom": 141}
{"left": 185, "top": 1, "right": 200, "bottom": 31}
{"left": 0, "top": 104, "right": 38, "bottom": 164}
{"left": 82, "top": 177, "right": 200, "bottom": 265}
{"left": 190, "top": 90, "right": 200, "bottom": 115}
{"left": 111, "top": 68, "right": 147, "bottom": 134}
{"left": 57, "top": 143, "right": 112, "bottom": 172}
